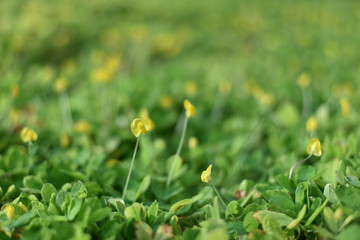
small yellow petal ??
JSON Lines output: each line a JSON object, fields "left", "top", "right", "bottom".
{"left": 201, "top": 164, "right": 212, "bottom": 183}
{"left": 339, "top": 98, "right": 351, "bottom": 117}
{"left": 306, "top": 138, "right": 322, "bottom": 157}
{"left": 20, "top": 127, "right": 38, "bottom": 143}
{"left": 131, "top": 118, "right": 147, "bottom": 137}
{"left": 184, "top": 99, "right": 196, "bottom": 118}
{"left": 140, "top": 109, "right": 155, "bottom": 131}
{"left": 3, "top": 205, "right": 14, "bottom": 219}
{"left": 306, "top": 116, "right": 317, "bottom": 133}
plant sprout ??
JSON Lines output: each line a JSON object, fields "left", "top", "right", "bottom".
{"left": 289, "top": 138, "right": 322, "bottom": 179}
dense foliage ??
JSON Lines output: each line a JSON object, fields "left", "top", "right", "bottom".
{"left": 1, "top": 0, "right": 360, "bottom": 239}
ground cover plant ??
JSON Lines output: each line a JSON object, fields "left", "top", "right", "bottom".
{"left": 1, "top": 0, "right": 360, "bottom": 239}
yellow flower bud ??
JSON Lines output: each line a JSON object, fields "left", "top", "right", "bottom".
{"left": 131, "top": 118, "right": 147, "bottom": 137}
{"left": 3, "top": 205, "right": 14, "bottom": 219}
{"left": 306, "top": 116, "right": 317, "bottom": 133}
{"left": 297, "top": 73, "right": 310, "bottom": 88}
{"left": 20, "top": 127, "right": 38, "bottom": 143}
{"left": 184, "top": 99, "right": 196, "bottom": 118}
{"left": 53, "top": 77, "right": 68, "bottom": 92}
{"left": 201, "top": 164, "right": 212, "bottom": 183}
{"left": 339, "top": 98, "right": 351, "bottom": 117}
{"left": 306, "top": 138, "right": 322, "bottom": 157}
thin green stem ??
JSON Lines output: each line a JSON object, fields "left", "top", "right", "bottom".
{"left": 289, "top": 154, "right": 312, "bottom": 179}
{"left": 166, "top": 116, "right": 188, "bottom": 187}
{"left": 211, "top": 183, "right": 236, "bottom": 220}
{"left": 122, "top": 136, "right": 140, "bottom": 200}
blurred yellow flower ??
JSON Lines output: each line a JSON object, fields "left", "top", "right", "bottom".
{"left": 3, "top": 205, "right": 14, "bottom": 219}
{"left": 297, "top": 73, "right": 310, "bottom": 88}
{"left": 188, "top": 136, "right": 199, "bottom": 149}
{"left": 53, "top": 77, "right": 68, "bottom": 92}
{"left": 159, "top": 95, "right": 174, "bottom": 109}
{"left": 339, "top": 98, "right": 351, "bottom": 117}
{"left": 60, "top": 134, "right": 70, "bottom": 148}
{"left": 201, "top": 164, "right": 212, "bottom": 183}
{"left": 184, "top": 99, "right": 196, "bottom": 118}
{"left": 131, "top": 118, "right": 147, "bottom": 137}
{"left": 140, "top": 109, "right": 155, "bottom": 131}
{"left": 91, "top": 67, "right": 113, "bottom": 83}
{"left": 306, "top": 116, "right": 317, "bottom": 133}
{"left": 11, "top": 85, "right": 20, "bottom": 97}
{"left": 20, "top": 127, "right": 38, "bottom": 143}
{"left": 75, "top": 120, "right": 92, "bottom": 133}
{"left": 185, "top": 81, "right": 198, "bottom": 96}
{"left": 306, "top": 138, "right": 322, "bottom": 157}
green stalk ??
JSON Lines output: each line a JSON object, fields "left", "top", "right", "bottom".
{"left": 211, "top": 183, "right": 236, "bottom": 219}
{"left": 289, "top": 154, "right": 312, "bottom": 179}
{"left": 122, "top": 136, "right": 140, "bottom": 200}
{"left": 166, "top": 116, "right": 188, "bottom": 187}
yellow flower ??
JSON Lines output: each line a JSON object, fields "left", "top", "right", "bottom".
{"left": 219, "top": 80, "right": 231, "bottom": 95}
{"left": 159, "top": 95, "right": 174, "bottom": 109}
{"left": 297, "top": 73, "right": 310, "bottom": 88}
{"left": 20, "top": 127, "right": 38, "bottom": 143}
{"left": 53, "top": 77, "right": 68, "bottom": 92}
{"left": 140, "top": 109, "right": 155, "bottom": 131}
{"left": 131, "top": 118, "right": 147, "bottom": 137}
{"left": 11, "top": 85, "right": 20, "bottom": 97}
{"left": 201, "top": 164, "right": 212, "bottom": 183}
{"left": 188, "top": 136, "right": 199, "bottom": 149}
{"left": 306, "top": 138, "right": 322, "bottom": 157}
{"left": 75, "top": 120, "right": 92, "bottom": 133}
{"left": 184, "top": 99, "right": 196, "bottom": 118}
{"left": 339, "top": 98, "right": 351, "bottom": 117}
{"left": 3, "top": 205, "right": 14, "bottom": 219}
{"left": 60, "top": 134, "right": 70, "bottom": 148}
{"left": 306, "top": 116, "right": 317, "bottom": 133}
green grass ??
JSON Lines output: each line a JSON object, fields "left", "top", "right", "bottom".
{"left": 1, "top": 0, "right": 360, "bottom": 239}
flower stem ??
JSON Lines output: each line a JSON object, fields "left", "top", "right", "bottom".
{"left": 211, "top": 183, "right": 236, "bottom": 219}
{"left": 166, "top": 116, "right": 188, "bottom": 187}
{"left": 122, "top": 136, "right": 140, "bottom": 200}
{"left": 289, "top": 154, "right": 312, "bottom": 179}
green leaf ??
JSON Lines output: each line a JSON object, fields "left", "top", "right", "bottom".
{"left": 287, "top": 204, "right": 307, "bottom": 229}
{"left": 135, "top": 175, "right": 151, "bottom": 201}
{"left": 269, "top": 194, "right": 296, "bottom": 211}
{"left": 147, "top": 200, "right": 158, "bottom": 225}
{"left": 336, "top": 186, "right": 360, "bottom": 209}
{"left": 225, "top": 201, "right": 243, "bottom": 219}
{"left": 23, "top": 175, "right": 44, "bottom": 192}
{"left": 336, "top": 224, "right": 360, "bottom": 240}
{"left": 135, "top": 221, "right": 153, "bottom": 240}
{"left": 253, "top": 210, "right": 294, "bottom": 226}
{"left": 344, "top": 176, "right": 360, "bottom": 188}
{"left": 323, "top": 207, "right": 337, "bottom": 233}
{"left": 323, "top": 183, "right": 339, "bottom": 203}
{"left": 169, "top": 198, "right": 192, "bottom": 213}
{"left": 243, "top": 211, "right": 259, "bottom": 232}
{"left": 41, "top": 183, "right": 57, "bottom": 204}
{"left": 305, "top": 198, "right": 329, "bottom": 226}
